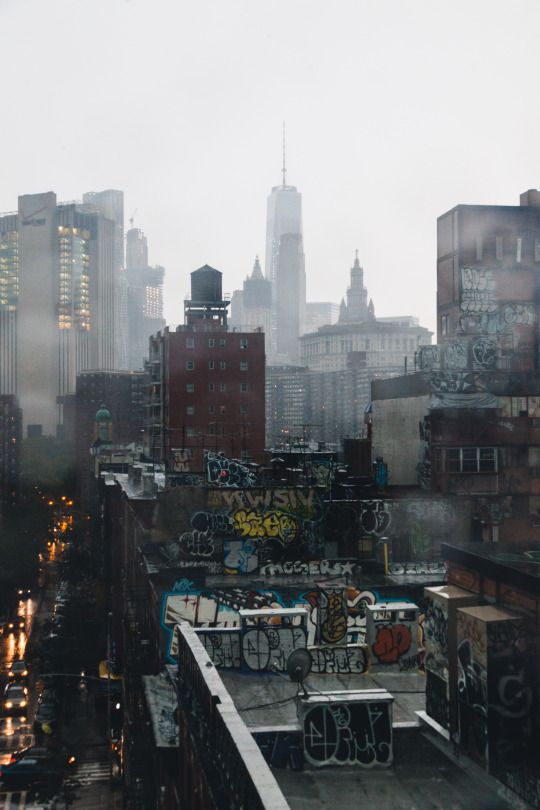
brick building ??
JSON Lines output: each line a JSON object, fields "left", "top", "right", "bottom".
{"left": 147, "top": 265, "right": 266, "bottom": 470}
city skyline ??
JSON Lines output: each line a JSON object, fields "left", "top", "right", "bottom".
{"left": 3, "top": 0, "right": 540, "bottom": 336}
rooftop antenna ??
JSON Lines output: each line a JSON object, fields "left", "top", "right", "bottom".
{"left": 282, "top": 121, "right": 287, "bottom": 187}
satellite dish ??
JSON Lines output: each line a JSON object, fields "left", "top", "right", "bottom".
{"left": 286, "top": 649, "right": 312, "bottom": 697}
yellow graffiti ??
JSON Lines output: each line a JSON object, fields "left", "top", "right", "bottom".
{"left": 233, "top": 509, "right": 298, "bottom": 544}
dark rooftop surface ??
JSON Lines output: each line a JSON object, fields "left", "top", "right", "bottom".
{"left": 443, "top": 541, "right": 540, "bottom": 594}
{"left": 273, "top": 730, "right": 518, "bottom": 810}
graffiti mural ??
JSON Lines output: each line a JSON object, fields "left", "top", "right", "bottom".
{"left": 367, "top": 604, "right": 419, "bottom": 669}
{"left": 316, "top": 584, "right": 348, "bottom": 645}
{"left": 460, "top": 267, "right": 497, "bottom": 314}
{"left": 241, "top": 625, "right": 307, "bottom": 672}
{"left": 310, "top": 645, "right": 369, "bottom": 675}
{"left": 471, "top": 336, "right": 498, "bottom": 370}
{"left": 259, "top": 559, "right": 359, "bottom": 577}
{"left": 233, "top": 508, "right": 299, "bottom": 544}
{"left": 487, "top": 618, "right": 534, "bottom": 775}
{"left": 387, "top": 560, "right": 446, "bottom": 576}
{"left": 301, "top": 697, "right": 393, "bottom": 767}
{"left": 424, "top": 599, "right": 448, "bottom": 681}
{"left": 161, "top": 582, "right": 415, "bottom": 662}
{"left": 358, "top": 500, "right": 391, "bottom": 536}
{"left": 197, "top": 629, "right": 241, "bottom": 668}
{"left": 223, "top": 539, "right": 259, "bottom": 574}
{"left": 205, "top": 451, "right": 257, "bottom": 487}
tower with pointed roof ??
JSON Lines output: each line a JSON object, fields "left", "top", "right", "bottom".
{"left": 339, "top": 251, "right": 375, "bottom": 324}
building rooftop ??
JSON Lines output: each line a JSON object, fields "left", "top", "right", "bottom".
{"left": 443, "top": 541, "right": 540, "bottom": 595}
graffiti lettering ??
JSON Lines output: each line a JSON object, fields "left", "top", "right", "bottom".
{"left": 302, "top": 700, "right": 393, "bottom": 767}
{"left": 310, "top": 645, "right": 369, "bottom": 675}
{"left": 197, "top": 630, "right": 241, "bottom": 668}
{"left": 259, "top": 559, "right": 358, "bottom": 577}
{"left": 233, "top": 508, "right": 298, "bottom": 543}
{"left": 205, "top": 451, "right": 257, "bottom": 488}
{"left": 359, "top": 501, "right": 391, "bottom": 537}
{"left": 317, "top": 586, "right": 348, "bottom": 645}
{"left": 242, "top": 626, "right": 307, "bottom": 672}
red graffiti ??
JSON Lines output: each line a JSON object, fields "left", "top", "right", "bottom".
{"left": 372, "top": 623, "right": 412, "bottom": 664}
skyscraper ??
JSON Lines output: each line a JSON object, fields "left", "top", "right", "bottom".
{"left": 125, "top": 227, "right": 165, "bottom": 370}
{"left": 0, "top": 191, "right": 119, "bottom": 436}
{"left": 82, "top": 190, "right": 128, "bottom": 369}
{"left": 229, "top": 256, "right": 272, "bottom": 336}
{"left": 265, "top": 133, "right": 306, "bottom": 364}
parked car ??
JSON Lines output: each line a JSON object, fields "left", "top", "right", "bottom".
{"left": 0, "top": 756, "right": 62, "bottom": 789}
{"left": 8, "top": 660, "right": 28, "bottom": 681}
{"left": 9, "top": 745, "right": 76, "bottom": 768}
{"left": 3, "top": 684, "right": 29, "bottom": 715}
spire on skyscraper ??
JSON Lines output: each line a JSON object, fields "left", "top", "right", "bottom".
{"left": 251, "top": 255, "right": 264, "bottom": 280}
{"left": 282, "top": 121, "right": 287, "bottom": 187}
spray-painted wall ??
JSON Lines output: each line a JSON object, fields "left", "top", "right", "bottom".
{"left": 149, "top": 483, "right": 466, "bottom": 574}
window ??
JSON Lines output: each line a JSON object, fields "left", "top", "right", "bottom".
{"left": 209, "top": 404, "right": 215, "bottom": 414}
{"left": 443, "top": 447, "right": 497, "bottom": 473}
{"left": 475, "top": 237, "right": 483, "bottom": 261}
{"left": 240, "top": 382, "right": 249, "bottom": 392}
{"left": 186, "top": 383, "right": 194, "bottom": 393}
{"left": 516, "top": 237, "right": 522, "bottom": 263}
{"left": 219, "top": 338, "right": 226, "bottom": 347}
{"left": 208, "top": 360, "right": 215, "bottom": 370}
{"left": 511, "top": 397, "right": 528, "bottom": 417}
{"left": 240, "top": 338, "right": 248, "bottom": 349}
{"left": 496, "top": 236, "right": 503, "bottom": 260}
{"left": 220, "top": 405, "right": 226, "bottom": 414}
{"left": 186, "top": 405, "right": 194, "bottom": 415}
{"left": 219, "top": 383, "right": 227, "bottom": 392}
{"left": 219, "top": 360, "right": 226, "bottom": 370}
{"left": 208, "top": 338, "right": 215, "bottom": 348}
{"left": 240, "top": 404, "right": 248, "bottom": 415}
{"left": 185, "top": 360, "right": 194, "bottom": 371}
{"left": 208, "top": 383, "right": 214, "bottom": 392}
{"left": 186, "top": 427, "right": 196, "bottom": 437}
{"left": 441, "top": 315, "right": 449, "bottom": 336}
{"left": 185, "top": 337, "right": 194, "bottom": 349}
{"left": 240, "top": 361, "right": 248, "bottom": 371}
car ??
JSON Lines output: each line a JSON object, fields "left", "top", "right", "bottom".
{"left": 3, "top": 684, "right": 28, "bottom": 715}
{"left": 2, "top": 615, "right": 25, "bottom": 635}
{"left": 8, "top": 660, "right": 28, "bottom": 681}
{"left": 0, "top": 756, "right": 62, "bottom": 789}
{"left": 9, "top": 745, "right": 76, "bottom": 768}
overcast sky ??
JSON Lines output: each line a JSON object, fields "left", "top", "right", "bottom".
{"left": 2, "top": 0, "right": 540, "bottom": 333}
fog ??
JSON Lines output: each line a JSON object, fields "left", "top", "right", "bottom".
{"left": 2, "top": 0, "right": 540, "bottom": 332}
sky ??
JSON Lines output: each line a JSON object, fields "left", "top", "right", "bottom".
{"left": 2, "top": 0, "right": 540, "bottom": 334}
